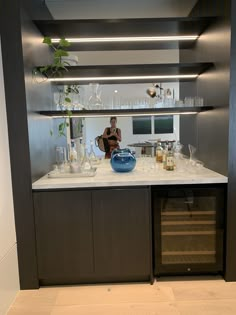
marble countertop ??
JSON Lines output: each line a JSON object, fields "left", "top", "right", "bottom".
{"left": 32, "top": 158, "right": 228, "bottom": 190}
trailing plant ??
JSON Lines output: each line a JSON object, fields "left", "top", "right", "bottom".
{"left": 53, "top": 85, "right": 80, "bottom": 137}
{"left": 34, "top": 36, "right": 81, "bottom": 138}
{"left": 39, "top": 37, "right": 71, "bottom": 78}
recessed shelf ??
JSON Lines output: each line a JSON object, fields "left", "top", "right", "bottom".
{"left": 42, "top": 63, "right": 213, "bottom": 85}
{"left": 39, "top": 106, "right": 214, "bottom": 118}
{"left": 34, "top": 17, "right": 215, "bottom": 51}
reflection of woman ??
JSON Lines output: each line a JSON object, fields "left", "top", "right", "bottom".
{"left": 103, "top": 117, "right": 122, "bottom": 159}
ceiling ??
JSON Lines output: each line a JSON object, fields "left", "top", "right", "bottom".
{"left": 45, "top": 0, "right": 198, "bottom": 19}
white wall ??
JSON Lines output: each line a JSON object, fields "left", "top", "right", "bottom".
{"left": 0, "top": 40, "right": 19, "bottom": 315}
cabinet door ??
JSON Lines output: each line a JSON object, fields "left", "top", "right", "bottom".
{"left": 153, "top": 185, "right": 225, "bottom": 275}
{"left": 34, "top": 191, "right": 94, "bottom": 282}
{"left": 92, "top": 188, "right": 151, "bottom": 281}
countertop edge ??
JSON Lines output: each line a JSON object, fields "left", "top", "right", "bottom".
{"left": 32, "top": 177, "right": 228, "bottom": 190}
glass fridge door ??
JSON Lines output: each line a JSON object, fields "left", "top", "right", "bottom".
{"left": 153, "top": 186, "right": 225, "bottom": 275}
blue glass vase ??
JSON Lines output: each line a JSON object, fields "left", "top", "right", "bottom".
{"left": 110, "top": 148, "right": 136, "bottom": 173}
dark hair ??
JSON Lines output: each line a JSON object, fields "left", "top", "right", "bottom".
{"left": 110, "top": 116, "right": 117, "bottom": 122}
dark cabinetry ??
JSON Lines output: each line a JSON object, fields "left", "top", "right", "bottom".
{"left": 93, "top": 189, "right": 151, "bottom": 281}
{"left": 34, "top": 190, "right": 94, "bottom": 283}
{"left": 33, "top": 187, "right": 151, "bottom": 285}
{"left": 152, "top": 185, "right": 225, "bottom": 276}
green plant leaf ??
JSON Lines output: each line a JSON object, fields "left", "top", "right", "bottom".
{"left": 43, "top": 37, "right": 52, "bottom": 45}
{"left": 66, "top": 122, "right": 70, "bottom": 127}
{"left": 39, "top": 66, "right": 49, "bottom": 73}
{"left": 64, "top": 97, "right": 71, "bottom": 103}
{"left": 58, "top": 122, "right": 65, "bottom": 131}
{"left": 66, "top": 110, "right": 72, "bottom": 116}
{"left": 59, "top": 38, "right": 71, "bottom": 47}
{"left": 50, "top": 129, "right": 53, "bottom": 136}
{"left": 54, "top": 49, "right": 69, "bottom": 58}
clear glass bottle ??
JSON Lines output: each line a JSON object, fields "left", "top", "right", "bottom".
{"left": 166, "top": 144, "right": 175, "bottom": 171}
{"left": 78, "top": 137, "right": 85, "bottom": 162}
{"left": 70, "top": 140, "right": 77, "bottom": 162}
{"left": 89, "top": 140, "right": 97, "bottom": 164}
{"left": 81, "top": 145, "right": 93, "bottom": 172}
{"left": 156, "top": 140, "right": 163, "bottom": 163}
{"left": 70, "top": 140, "right": 81, "bottom": 173}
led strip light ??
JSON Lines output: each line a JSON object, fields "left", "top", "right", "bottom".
{"left": 51, "top": 35, "right": 198, "bottom": 43}
{"left": 49, "top": 74, "right": 198, "bottom": 82}
{"left": 50, "top": 112, "right": 198, "bottom": 118}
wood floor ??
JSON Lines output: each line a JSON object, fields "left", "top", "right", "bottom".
{"left": 7, "top": 277, "right": 236, "bottom": 315}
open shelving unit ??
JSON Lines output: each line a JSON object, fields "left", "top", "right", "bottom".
{"left": 34, "top": 17, "right": 215, "bottom": 51}
{"left": 35, "top": 17, "right": 216, "bottom": 117}
{"left": 39, "top": 106, "right": 214, "bottom": 118}
{"left": 44, "top": 63, "right": 214, "bottom": 85}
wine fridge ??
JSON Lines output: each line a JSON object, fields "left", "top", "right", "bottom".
{"left": 152, "top": 185, "right": 225, "bottom": 276}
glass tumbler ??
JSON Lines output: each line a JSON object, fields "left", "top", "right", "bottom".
{"left": 55, "top": 146, "right": 65, "bottom": 172}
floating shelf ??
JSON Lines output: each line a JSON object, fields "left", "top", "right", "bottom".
{"left": 40, "top": 106, "right": 214, "bottom": 118}
{"left": 34, "top": 17, "right": 215, "bottom": 51}
{"left": 43, "top": 63, "right": 213, "bottom": 85}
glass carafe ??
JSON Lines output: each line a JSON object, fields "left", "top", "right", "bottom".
{"left": 89, "top": 140, "right": 98, "bottom": 165}
{"left": 88, "top": 83, "right": 103, "bottom": 109}
{"left": 81, "top": 146, "right": 93, "bottom": 172}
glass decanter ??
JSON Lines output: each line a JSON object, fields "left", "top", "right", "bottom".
{"left": 81, "top": 145, "right": 93, "bottom": 172}
{"left": 88, "top": 83, "right": 103, "bottom": 110}
{"left": 89, "top": 140, "right": 98, "bottom": 165}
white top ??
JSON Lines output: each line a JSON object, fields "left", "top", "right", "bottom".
{"left": 32, "top": 158, "right": 228, "bottom": 190}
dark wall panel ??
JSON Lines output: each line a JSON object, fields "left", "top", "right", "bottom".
{"left": 180, "top": 0, "right": 230, "bottom": 175}
{"left": 0, "top": 1, "right": 39, "bottom": 289}
{"left": 225, "top": 0, "right": 236, "bottom": 281}
{"left": 21, "top": 0, "right": 52, "bottom": 20}
{"left": 21, "top": 10, "right": 66, "bottom": 182}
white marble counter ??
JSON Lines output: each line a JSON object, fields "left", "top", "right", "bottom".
{"left": 32, "top": 158, "right": 228, "bottom": 190}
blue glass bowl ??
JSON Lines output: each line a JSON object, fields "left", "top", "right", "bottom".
{"left": 110, "top": 149, "right": 136, "bottom": 173}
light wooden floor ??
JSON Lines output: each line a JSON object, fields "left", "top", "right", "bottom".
{"left": 7, "top": 277, "right": 236, "bottom": 315}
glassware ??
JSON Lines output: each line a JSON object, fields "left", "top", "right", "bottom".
{"left": 77, "top": 137, "right": 85, "bottom": 162}
{"left": 188, "top": 144, "right": 197, "bottom": 164}
{"left": 81, "top": 145, "right": 93, "bottom": 172}
{"left": 89, "top": 140, "right": 99, "bottom": 165}
{"left": 156, "top": 140, "right": 163, "bottom": 163}
{"left": 110, "top": 148, "right": 136, "bottom": 173}
{"left": 162, "top": 142, "right": 168, "bottom": 169}
{"left": 69, "top": 141, "right": 81, "bottom": 173}
{"left": 55, "top": 146, "right": 65, "bottom": 172}
{"left": 88, "top": 83, "right": 103, "bottom": 109}
{"left": 194, "top": 96, "right": 204, "bottom": 106}
{"left": 166, "top": 144, "right": 175, "bottom": 171}
{"left": 184, "top": 97, "right": 194, "bottom": 107}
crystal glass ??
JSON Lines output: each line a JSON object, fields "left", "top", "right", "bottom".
{"left": 55, "top": 146, "right": 65, "bottom": 172}
{"left": 88, "top": 83, "right": 103, "bottom": 110}
{"left": 89, "top": 140, "right": 99, "bottom": 165}
{"left": 188, "top": 144, "right": 197, "bottom": 163}
{"left": 81, "top": 146, "right": 93, "bottom": 172}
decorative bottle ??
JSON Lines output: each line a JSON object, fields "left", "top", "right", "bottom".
{"left": 166, "top": 144, "right": 175, "bottom": 171}
{"left": 162, "top": 142, "right": 168, "bottom": 169}
{"left": 156, "top": 140, "right": 163, "bottom": 163}
{"left": 70, "top": 140, "right": 81, "bottom": 173}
